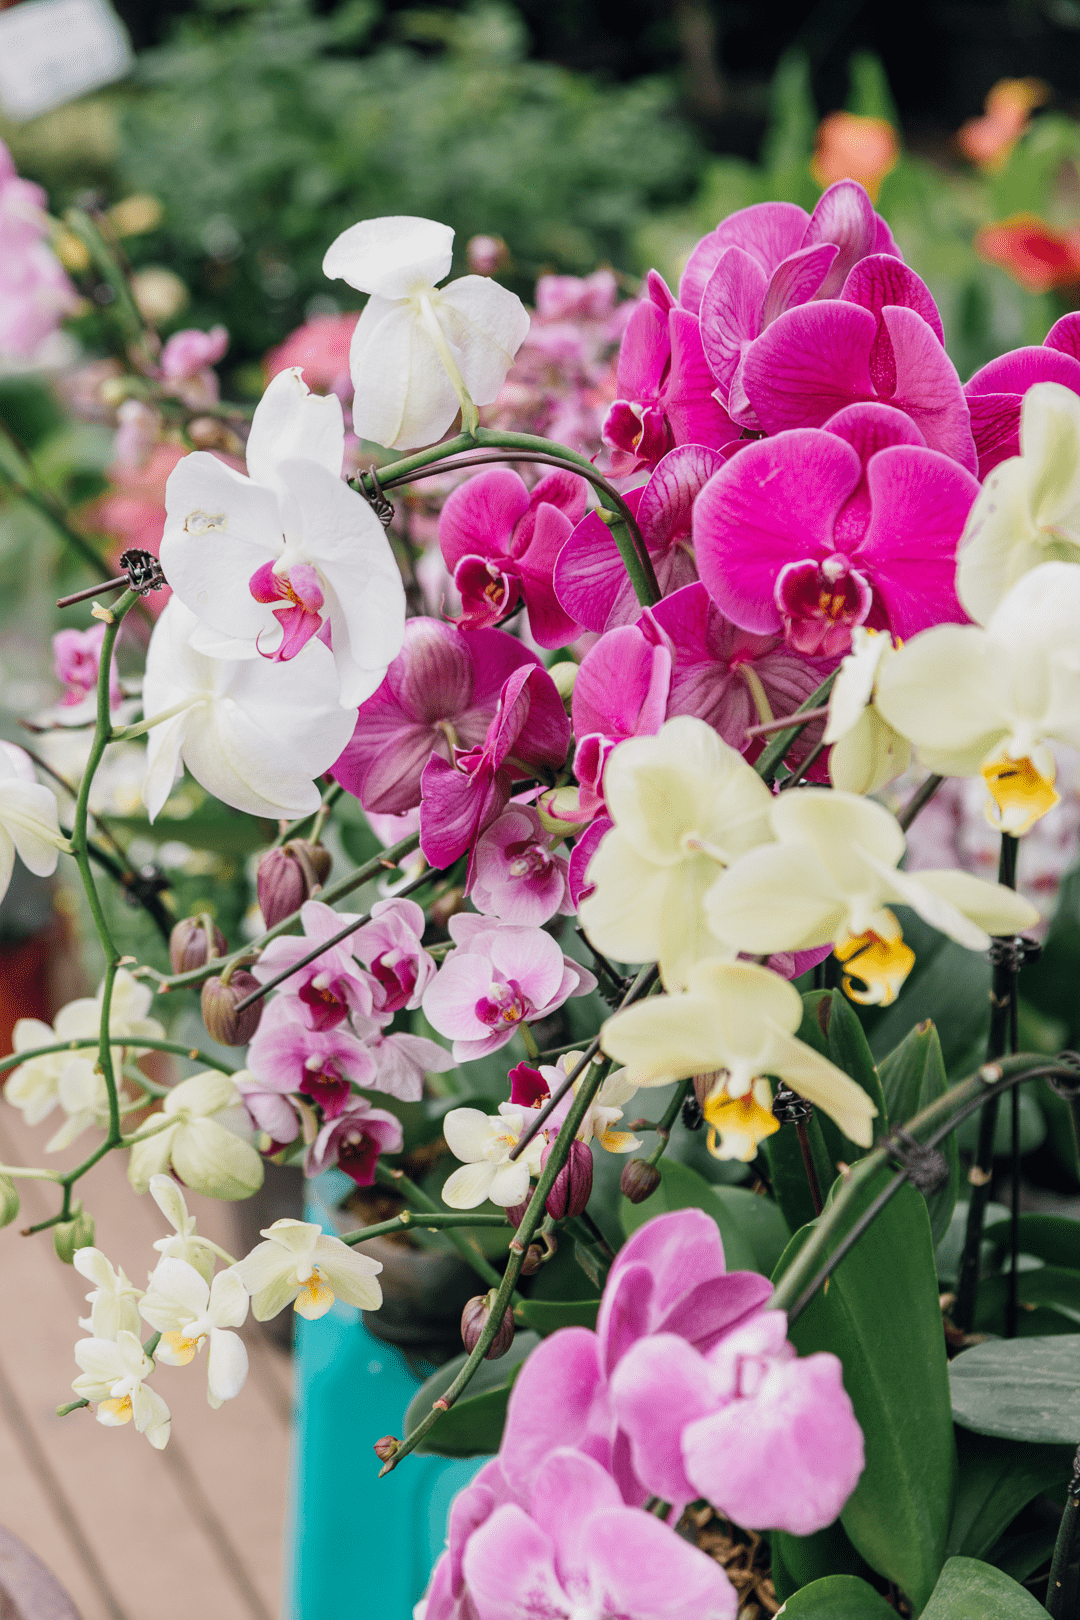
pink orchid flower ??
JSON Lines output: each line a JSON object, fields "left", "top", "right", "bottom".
{"left": 693, "top": 402, "right": 979, "bottom": 657}
{"left": 610, "top": 1311, "right": 864, "bottom": 1535}
{"left": 602, "top": 272, "right": 739, "bottom": 475}
{"left": 438, "top": 467, "right": 587, "bottom": 647}
{"left": 498, "top": 1208, "right": 772, "bottom": 1505}
{"left": 963, "top": 311, "right": 1080, "bottom": 477}
{"left": 363, "top": 1030, "right": 455, "bottom": 1102}
{"left": 52, "top": 625, "right": 121, "bottom": 709}
{"left": 305, "top": 1095, "right": 404, "bottom": 1184}
{"left": 245, "top": 996, "right": 378, "bottom": 1118}
{"left": 331, "top": 618, "right": 539, "bottom": 813}
{"left": 567, "top": 815, "right": 611, "bottom": 907}
{"left": 469, "top": 805, "right": 573, "bottom": 927}
{"left": 737, "top": 255, "right": 977, "bottom": 470}
{"left": 250, "top": 900, "right": 377, "bottom": 1032}
{"left": 554, "top": 444, "right": 724, "bottom": 633}
{"left": 234, "top": 1075, "right": 302, "bottom": 1149}
{"left": 421, "top": 914, "right": 596, "bottom": 1062}
{"left": 352, "top": 897, "right": 436, "bottom": 1012}
{"left": 0, "top": 140, "right": 77, "bottom": 362}
{"left": 420, "top": 664, "right": 570, "bottom": 872}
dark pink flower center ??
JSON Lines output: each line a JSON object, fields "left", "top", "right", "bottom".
{"left": 475, "top": 978, "right": 530, "bottom": 1029}
{"left": 371, "top": 948, "right": 417, "bottom": 1012}
{"left": 774, "top": 554, "right": 872, "bottom": 659}
{"left": 336, "top": 1126, "right": 380, "bottom": 1186}
{"left": 250, "top": 560, "right": 325, "bottom": 660}
{"left": 505, "top": 837, "right": 555, "bottom": 887}
{"left": 299, "top": 1059, "right": 351, "bottom": 1118}
{"left": 298, "top": 972, "right": 349, "bottom": 1031}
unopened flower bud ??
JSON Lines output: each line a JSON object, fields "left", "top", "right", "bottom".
{"left": 620, "top": 1158, "right": 661, "bottom": 1205}
{"left": 372, "top": 1435, "right": 399, "bottom": 1462}
{"left": 169, "top": 914, "right": 226, "bottom": 975}
{"left": 520, "top": 1236, "right": 554, "bottom": 1276}
{"left": 548, "top": 661, "right": 578, "bottom": 710}
{"left": 256, "top": 840, "right": 332, "bottom": 928}
{"left": 504, "top": 1199, "right": 530, "bottom": 1229}
{"left": 53, "top": 1209, "right": 95, "bottom": 1264}
{"left": 430, "top": 886, "right": 467, "bottom": 930}
{"left": 187, "top": 416, "right": 245, "bottom": 456}
{"left": 466, "top": 234, "right": 508, "bottom": 275}
{"left": 542, "top": 1139, "right": 594, "bottom": 1220}
{"left": 201, "top": 971, "right": 263, "bottom": 1045}
{"left": 461, "top": 1292, "right": 515, "bottom": 1359}
{"left": 536, "top": 786, "right": 591, "bottom": 837}
{"left": 0, "top": 1175, "right": 19, "bottom": 1230}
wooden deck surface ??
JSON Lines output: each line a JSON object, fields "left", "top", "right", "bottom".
{"left": 0, "top": 1100, "right": 292, "bottom": 1620}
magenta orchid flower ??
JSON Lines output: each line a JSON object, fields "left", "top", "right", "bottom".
{"left": 245, "top": 996, "right": 378, "bottom": 1118}
{"left": 351, "top": 897, "right": 436, "bottom": 1012}
{"left": 964, "top": 312, "right": 1080, "bottom": 477}
{"left": 250, "top": 900, "right": 376, "bottom": 1031}
{"left": 469, "top": 805, "right": 573, "bottom": 926}
{"left": 305, "top": 1096, "right": 403, "bottom": 1185}
{"left": 571, "top": 626, "right": 670, "bottom": 751}
{"left": 693, "top": 403, "right": 979, "bottom": 657}
{"left": 602, "top": 272, "right": 739, "bottom": 475}
{"left": 421, "top": 914, "right": 596, "bottom": 1063}
{"left": 610, "top": 1311, "right": 864, "bottom": 1535}
{"left": 438, "top": 467, "right": 586, "bottom": 647}
{"left": 567, "top": 815, "right": 611, "bottom": 907}
{"left": 420, "top": 664, "right": 570, "bottom": 871}
{"left": 737, "top": 255, "right": 977, "bottom": 471}
{"left": 331, "top": 618, "right": 539, "bottom": 814}
{"left": 554, "top": 444, "right": 724, "bottom": 633}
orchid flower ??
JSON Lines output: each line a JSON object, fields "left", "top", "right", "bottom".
{"left": 127, "top": 1071, "right": 265, "bottom": 1201}
{"left": 140, "top": 1259, "right": 250, "bottom": 1408}
{"left": 142, "top": 599, "right": 357, "bottom": 821}
{"left": 331, "top": 618, "right": 539, "bottom": 814}
{"left": 305, "top": 1096, "right": 404, "bottom": 1185}
{"left": 963, "top": 311, "right": 1080, "bottom": 477}
{"left": 73, "top": 1248, "right": 144, "bottom": 1341}
{"left": 0, "top": 139, "right": 77, "bottom": 363}
{"left": 538, "top": 1053, "right": 642, "bottom": 1154}
{"left": 469, "top": 805, "right": 573, "bottom": 927}
{"left": 823, "top": 626, "right": 911, "bottom": 794}
{"left": 577, "top": 716, "right": 775, "bottom": 990}
{"left": 704, "top": 789, "right": 1038, "bottom": 1006}
{"left": 160, "top": 368, "right": 404, "bottom": 706}
{"left": 148, "top": 1174, "right": 221, "bottom": 1285}
{"left": 233, "top": 1217, "right": 382, "bottom": 1320}
{"left": 438, "top": 467, "right": 586, "bottom": 646}
{"left": 692, "top": 403, "right": 978, "bottom": 659}
{"left": 955, "top": 382, "right": 1080, "bottom": 625}
{"left": 250, "top": 900, "right": 376, "bottom": 1031}
{"left": 0, "top": 741, "right": 65, "bottom": 907}
{"left": 3, "top": 1018, "right": 68, "bottom": 1127}
{"left": 876, "top": 561, "right": 1080, "bottom": 835}
{"left": 601, "top": 960, "right": 877, "bottom": 1157}
{"left": 246, "top": 995, "right": 379, "bottom": 1115}
{"left": 52, "top": 624, "right": 121, "bottom": 710}
{"left": 352, "top": 897, "right": 437, "bottom": 1012}
{"left": 72, "top": 1331, "right": 171, "bottom": 1448}
{"left": 440, "top": 1101, "right": 548, "bottom": 1209}
{"left": 322, "top": 215, "right": 530, "bottom": 450}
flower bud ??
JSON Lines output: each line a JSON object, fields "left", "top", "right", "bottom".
{"left": 169, "top": 914, "right": 226, "bottom": 975}
{"left": 201, "top": 971, "right": 264, "bottom": 1046}
{"left": 504, "top": 1199, "right": 530, "bottom": 1229}
{"left": 466, "top": 234, "right": 508, "bottom": 275}
{"left": 430, "top": 886, "right": 467, "bottom": 930}
{"left": 542, "top": 1140, "right": 594, "bottom": 1220}
{"left": 372, "top": 1435, "right": 399, "bottom": 1463}
{"left": 536, "top": 786, "right": 591, "bottom": 837}
{"left": 548, "top": 661, "right": 578, "bottom": 710}
{"left": 53, "top": 1209, "right": 95, "bottom": 1264}
{"left": 0, "top": 1175, "right": 19, "bottom": 1230}
{"left": 520, "top": 1235, "right": 555, "bottom": 1276}
{"left": 620, "top": 1158, "right": 661, "bottom": 1205}
{"left": 256, "top": 840, "right": 332, "bottom": 928}
{"left": 461, "top": 1292, "right": 515, "bottom": 1359}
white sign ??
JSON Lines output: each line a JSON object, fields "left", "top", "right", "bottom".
{"left": 0, "top": 0, "right": 132, "bottom": 122}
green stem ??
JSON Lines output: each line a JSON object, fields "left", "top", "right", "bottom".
{"left": 373, "top": 1164, "right": 504, "bottom": 1290}
{"left": 0, "top": 1035, "right": 237, "bottom": 1079}
{"left": 64, "top": 208, "right": 156, "bottom": 363}
{"left": 340, "top": 1211, "right": 511, "bottom": 1246}
{"left": 0, "top": 430, "right": 114, "bottom": 582}
{"left": 752, "top": 672, "right": 838, "bottom": 785}
{"left": 110, "top": 696, "right": 199, "bottom": 742}
{"left": 646, "top": 1079, "right": 691, "bottom": 1169}
{"left": 1047, "top": 1449, "right": 1080, "bottom": 1619}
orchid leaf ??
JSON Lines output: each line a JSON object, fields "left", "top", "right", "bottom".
{"left": 878, "top": 1020, "right": 958, "bottom": 1243}
{"left": 920, "top": 1556, "right": 1048, "bottom": 1618}
{"left": 950, "top": 1334, "right": 1080, "bottom": 1442}
{"left": 768, "top": 1573, "right": 894, "bottom": 1617}
{"left": 515, "top": 1298, "right": 600, "bottom": 1335}
{"left": 403, "top": 1332, "right": 539, "bottom": 1457}
{"left": 946, "top": 1429, "right": 1073, "bottom": 1561}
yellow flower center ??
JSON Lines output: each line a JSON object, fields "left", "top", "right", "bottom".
{"left": 703, "top": 1085, "right": 779, "bottom": 1162}
{"left": 981, "top": 753, "right": 1061, "bottom": 837}
{"left": 834, "top": 925, "right": 915, "bottom": 1006}
{"left": 98, "top": 1395, "right": 134, "bottom": 1425}
{"left": 293, "top": 1268, "right": 336, "bottom": 1321}
{"left": 160, "top": 1330, "right": 202, "bottom": 1365}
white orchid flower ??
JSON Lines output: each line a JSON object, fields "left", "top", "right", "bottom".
{"left": 73, "top": 1247, "right": 144, "bottom": 1340}
{"left": 53, "top": 967, "right": 164, "bottom": 1057}
{"left": 823, "top": 628, "right": 911, "bottom": 795}
{"left": 441, "top": 1102, "right": 547, "bottom": 1209}
{"left": 72, "top": 1331, "right": 171, "bottom": 1448}
{"left": 160, "top": 369, "right": 405, "bottom": 707}
{"left": 139, "top": 1258, "right": 249, "bottom": 1408}
{"left": 127, "top": 1072, "right": 265, "bottom": 1202}
{"left": 141, "top": 598, "right": 357, "bottom": 821}
{"left": 0, "top": 741, "right": 65, "bottom": 905}
{"left": 3, "top": 1018, "right": 67, "bottom": 1126}
{"left": 233, "top": 1218, "right": 382, "bottom": 1321}
{"left": 705, "top": 790, "right": 1038, "bottom": 1007}
{"left": 876, "top": 561, "right": 1080, "bottom": 837}
{"left": 957, "top": 382, "right": 1080, "bottom": 623}
{"left": 601, "top": 960, "right": 878, "bottom": 1160}
{"left": 46, "top": 1059, "right": 110, "bottom": 1152}
{"left": 148, "top": 1174, "right": 218, "bottom": 1284}
{"left": 578, "top": 716, "right": 775, "bottom": 990}
{"left": 322, "top": 215, "right": 530, "bottom": 451}
{"left": 543, "top": 1054, "right": 641, "bottom": 1153}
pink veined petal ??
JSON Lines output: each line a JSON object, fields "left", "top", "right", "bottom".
{"left": 851, "top": 444, "right": 978, "bottom": 638}
{"left": 516, "top": 503, "right": 580, "bottom": 648}
{"left": 656, "top": 1269, "right": 775, "bottom": 1352}
{"left": 693, "top": 430, "right": 861, "bottom": 634}
{"left": 760, "top": 240, "right": 840, "bottom": 326}
{"left": 438, "top": 467, "right": 530, "bottom": 573}
{"left": 608, "top": 1334, "right": 713, "bottom": 1507}
{"left": 882, "top": 306, "right": 977, "bottom": 472}
{"left": 698, "top": 247, "right": 767, "bottom": 398}
{"left": 841, "top": 254, "right": 945, "bottom": 345}
{"left": 636, "top": 444, "right": 728, "bottom": 554}
{"left": 663, "top": 309, "right": 740, "bottom": 452}
{"left": 422, "top": 952, "right": 502, "bottom": 1040}
{"left": 596, "top": 1208, "right": 730, "bottom": 1359}
{"left": 741, "top": 300, "right": 879, "bottom": 434}
{"left": 511, "top": 469, "right": 587, "bottom": 556}
{"left": 965, "top": 394, "right": 1023, "bottom": 480}
{"left": 824, "top": 400, "right": 926, "bottom": 458}
{"left": 803, "top": 179, "right": 880, "bottom": 297}
{"left": 464, "top": 628, "right": 543, "bottom": 714}
{"left": 1045, "top": 311, "right": 1080, "bottom": 361}
{"left": 419, "top": 753, "right": 509, "bottom": 870}
{"left": 964, "top": 346, "right": 1080, "bottom": 476}
{"left": 485, "top": 924, "right": 568, "bottom": 1007}
{"left": 616, "top": 299, "right": 670, "bottom": 401}
{"left": 489, "top": 665, "right": 571, "bottom": 775}
{"left": 571, "top": 627, "right": 671, "bottom": 742}
{"left": 499, "top": 1328, "right": 612, "bottom": 1493}
{"left": 462, "top": 1505, "right": 567, "bottom": 1620}
{"left": 567, "top": 815, "right": 610, "bottom": 906}
{"left": 527, "top": 1449, "right": 625, "bottom": 1564}
{"left": 582, "top": 1510, "right": 739, "bottom": 1620}
{"left": 552, "top": 487, "right": 647, "bottom": 634}
{"left": 679, "top": 201, "right": 810, "bottom": 313}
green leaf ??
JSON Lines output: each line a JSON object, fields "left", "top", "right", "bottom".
{"left": 403, "top": 1332, "right": 539, "bottom": 1457}
{"left": 761, "top": 1108, "right": 835, "bottom": 1233}
{"left": 776, "top": 1165, "right": 957, "bottom": 1611}
{"left": 619, "top": 1158, "right": 757, "bottom": 1272}
{"left": 946, "top": 1429, "right": 1074, "bottom": 1560}
{"left": 950, "top": 1335, "right": 1080, "bottom": 1442}
{"left": 975, "top": 1266, "right": 1080, "bottom": 1335}
{"left": 515, "top": 1297, "right": 600, "bottom": 1335}
{"left": 768, "top": 1573, "right": 894, "bottom": 1617}
{"left": 710, "top": 1185, "right": 791, "bottom": 1276}
{"left": 984, "top": 1212, "right": 1080, "bottom": 1270}
{"left": 798, "top": 991, "right": 889, "bottom": 1168}
{"left": 771, "top": 1519, "right": 872, "bottom": 1603}
{"left": 921, "top": 1556, "right": 1049, "bottom": 1618}
{"left": 877, "top": 1021, "right": 958, "bottom": 1245}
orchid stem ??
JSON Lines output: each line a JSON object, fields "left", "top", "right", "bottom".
{"left": 373, "top": 1164, "right": 504, "bottom": 1290}
{"left": 752, "top": 673, "right": 837, "bottom": 785}
{"left": 646, "top": 1080, "right": 691, "bottom": 1169}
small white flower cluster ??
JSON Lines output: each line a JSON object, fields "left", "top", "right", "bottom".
{"left": 70, "top": 1176, "right": 382, "bottom": 1448}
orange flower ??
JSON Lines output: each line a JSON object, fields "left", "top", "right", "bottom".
{"left": 958, "top": 78, "right": 1049, "bottom": 171}
{"left": 810, "top": 112, "right": 899, "bottom": 202}
{"left": 975, "top": 214, "right": 1080, "bottom": 294}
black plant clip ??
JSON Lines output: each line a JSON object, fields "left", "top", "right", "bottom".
{"left": 681, "top": 1093, "right": 704, "bottom": 1132}
{"left": 987, "top": 935, "right": 1042, "bottom": 972}
{"left": 882, "top": 1127, "right": 950, "bottom": 1195}
{"left": 118, "top": 549, "right": 167, "bottom": 595}
{"left": 359, "top": 465, "right": 395, "bottom": 529}
{"left": 772, "top": 1081, "right": 813, "bottom": 1125}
